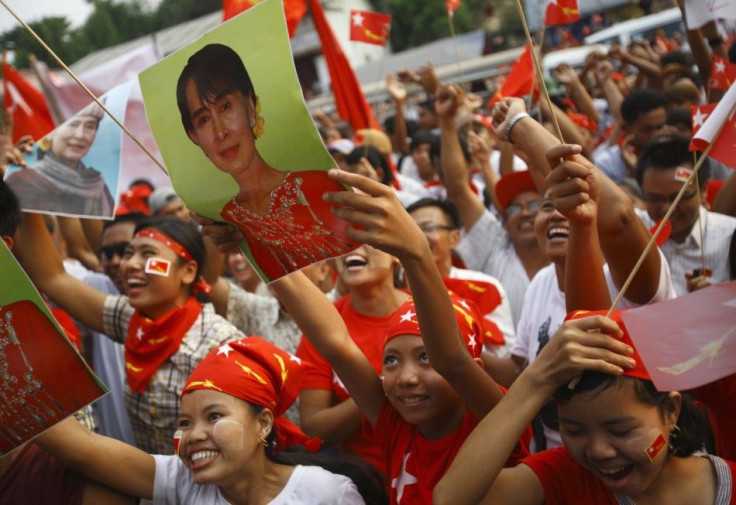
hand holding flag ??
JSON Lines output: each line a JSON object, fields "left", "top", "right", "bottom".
{"left": 349, "top": 9, "right": 391, "bottom": 46}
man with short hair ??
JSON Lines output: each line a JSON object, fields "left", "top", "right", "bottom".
{"left": 635, "top": 133, "right": 736, "bottom": 295}
{"left": 148, "top": 186, "right": 190, "bottom": 222}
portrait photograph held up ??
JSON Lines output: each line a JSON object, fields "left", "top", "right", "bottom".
{"left": 139, "top": 0, "right": 359, "bottom": 284}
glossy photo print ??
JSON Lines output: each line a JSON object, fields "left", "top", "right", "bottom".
{"left": 4, "top": 82, "right": 131, "bottom": 219}
{"left": 139, "top": 0, "right": 358, "bottom": 283}
{"left": 0, "top": 243, "right": 107, "bottom": 456}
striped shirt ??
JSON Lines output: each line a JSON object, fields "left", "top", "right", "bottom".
{"left": 102, "top": 295, "right": 244, "bottom": 454}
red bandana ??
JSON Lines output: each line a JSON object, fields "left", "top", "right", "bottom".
{"left": 565, "top": 309, "right": 651, "bottom": 381}
{"left": 125, "top": 297, "right": 202, "bottom": 393}
{"left": 384, "top": 294, "right": 484, "bottom": 358}
{"left": 183, "top": 336, "right": 320, "bottom": 452}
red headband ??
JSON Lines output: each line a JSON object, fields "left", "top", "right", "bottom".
{"left": 135, "top": 228, "right": 193, "bottom": 262}
{"left": 565, "top": 309, "right": 651, "bottom": 381}
{"left": 183, "top": 336, "right": 320, "bottom": 452}
{"left": 384, "top": 295, "right": 483, "bottom": 358}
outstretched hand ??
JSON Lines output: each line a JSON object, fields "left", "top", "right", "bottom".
{"left": 490, "top": 97, "right": 527, "bottom": 142}
{"left": 324, "top": 169, "right": 427, "bottom": 261}
{"left": 435, "top": 83, "right": 463, "bottom": 121}
{"left": 525, "top": 315, "right": 634, "bottom": 393}
{"left": 545, "top": 144, "right": 601, "bottom": 225}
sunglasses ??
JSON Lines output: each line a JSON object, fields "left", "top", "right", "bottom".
{"left": 101, "top": 242, "right": 129, "bottom": 261}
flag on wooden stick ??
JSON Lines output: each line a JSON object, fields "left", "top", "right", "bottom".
{"left": 690, "top": 84, "right": 736, "bottom": 170}
{"left": 349, "top": 9, "right": 391, "bottom": 46}
{"left": 2, "top": 62, "right": 55, "bottom": 143}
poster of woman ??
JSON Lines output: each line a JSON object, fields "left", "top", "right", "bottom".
{"left": 0, "top": 243, "right": 106, "bottom": 455}
{"left": 3, "top": 83, "right": 131, "bottom": 219}
{"left": 139, "top": 0, "right": 358, "bottom": 283}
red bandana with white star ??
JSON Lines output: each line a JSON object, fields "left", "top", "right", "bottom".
{"left": 125, "top": 296, "right": 202, "bottom": 393}
{"left": 182, "top": 336, "right": 320, "bottom": 451}
{"left": 384, "top": 294, "right": 483, "bottom": 358}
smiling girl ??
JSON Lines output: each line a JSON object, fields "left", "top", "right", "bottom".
{"left": 14, "top": 214, "right": 244, "bottom": 454}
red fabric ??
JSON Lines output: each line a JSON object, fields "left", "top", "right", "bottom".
{"left": 183, "top": 336, "right": 319, "bottom": 451}
{"left": 690, "top": 102, "right": 736, "bottom": 170}
{"left": 544, "top": 0, "right": 580, "bottom": 26}
{"left": 368, "top": 397, "right": 529, "bottom": 505}
{"left": 349, "top": 10, "right": 391, "bottom": 46}
{"left": 135, "top": 228, "right": 193, "bottom": 261}
{"left": 709, "top": 56, "right": 736, "bottom": 91}
{"left": 117, "top": 184, "right": 152, "bottom": 215}
{"left": 443, "top": 277, "right": 505, "bottom": 346}
{"left": 384, "top": 294, "right": 484, "bottom": 358}
{"left": 565, "top": 309, "right": 651, "bottom": 381}
{"left": 690, "top": 374, "right": 736, "bottom": 461}
{"left": 2, "top": 62, "right": 55, "bottom": 144}
{"left": 488, "top": 45, "right": 536, "bottom": 108}
{"left": 222, "top": 0, "right": 307, "bottom": 38}
{"left": 567, "top": 112, "right": 597, "bottom": 133}
{"left": 495, "top": 170, "right": 537, "bottom": 213}
{"left": 296, "top": 295, "right": 393, "bottom": 472}
{"left": 307, "top": 0, "right": 381, "bottom": 131}
{"left": 445, "top": 0, "right": 461, "bottom": 15}
{"left": 0, "top": 443, "right": 86, "bottom": 505}
{"left": 48, "top": 307, "right": 82, "bottom": 352}
{"left": 125, "top": 297, "right": 202, "bottom": 393}
{"left": 707, "top": 179, "right": 725, "bottom": 208}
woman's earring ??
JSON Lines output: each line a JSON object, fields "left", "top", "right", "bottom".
{"left": 258, "top": 435, "right": 269, "bottom": 448}
{"left": 250, "top": 97, "right": 265, "bottom": 138}
{"left": 249, "top": 116, "right": 256, "bottom": 128}
{"left": 668, "top": 425, "right": 682, "bottom": 450}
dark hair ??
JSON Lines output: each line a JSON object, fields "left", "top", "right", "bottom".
{"left": 0, "top": 180, "right": 21, "bottom": 239}
{"left": 635, "top": 133, "right": 710, "bottom": 187}
{"left": 346, "top": 145, "right": 394, "bottom": 186}
{"left": 133, "top": 217, "right": 207, "bottom": 300}
{"left": 660, "top": 50, "right": 692, "bottom": 69}
{"left": 409, "top": 131, "right": 438, "bottom": 152}
{"left": 128, "top": 178, "right": 155, "bottom": 192}
{"left": 248, "top": 404, "right": 388, "bottom": 505}
{"left": 176, "top": 43, "right": 256, "bottom": 133}
{"left": 429, "top": 133, "right": 471, "bottom": 164}
{"left": 383, "top": 115, "right": 419, "bottom": 139}
{"left": 621, "top": 88, "right": 666, "bottom": 125}
{"left": 665, "top": 107, "right": 692, "bottom": 131}
{"left": 103, "top": 212, "right": 147, "bottom": 232}
{"left": 405, "top": 197, "right": 461, "bottom": 229}
{"left": 554, "top": 373, "right": 713, "bottom": 457}
{"left": 729, "top": 230, "right": 736, "bottom": 280}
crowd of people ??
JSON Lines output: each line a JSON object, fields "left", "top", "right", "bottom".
{"left": 1, "top": 3, "right": 736, "bottom": 504}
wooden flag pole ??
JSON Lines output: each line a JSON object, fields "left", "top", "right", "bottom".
{"left": 446, "top": 9, "right": 465, "bottom": 83}
{"left": 0, "top": 0, "right": 168, "bottom": 175}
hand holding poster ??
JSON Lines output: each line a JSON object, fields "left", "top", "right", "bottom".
{"left": 139, "top": 0, "right": 358, "bottom": 283}
{"left": 0, "top": 242, "right": 106, "bottom": 456}
{"left": 3, "top": 83, "right": 132, "bottom": 219}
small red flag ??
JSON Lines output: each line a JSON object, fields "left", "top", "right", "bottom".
{"left": 489, "top": 45, "right": 536, "bottom": 108}
{"left": 349, "top": 10, "right": 391, "bottom": 46}
{"left": 223, "top": 0, "right": 307, "bottom": 38}
{"left": 2, "top": 62, "right": 55, "bottom": 143}
{"left": 145, "top": 257, "right": 171, "bottom": 277}
{"left": 446, "top": 0, "right": 461, "bottom": 16}
{"left": 691, "top": 91, "right": 736, "bottom": 170}
{"left": 645, "top": 433, "right": 667, "bottom": 461}
{"left": 708, "top": 55, "right": 736, "bottom": 91}
{"left": 544, "top": 0, "right": 580, "bottom": 26}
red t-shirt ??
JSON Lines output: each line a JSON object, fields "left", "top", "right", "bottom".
{"left": 690, "top": 374, "right": 736, "bottom": 461}
{"left": 368, "top": 401, "right": 529, "bottom": 505}
{"left": 0, "top": 443, "right": 85, "bottom": 505}
{"left": 523, "top": 447, "right": 736, "bottom": 504}
{"left": 296, "top": 295, "right": 394, "bottom": 473}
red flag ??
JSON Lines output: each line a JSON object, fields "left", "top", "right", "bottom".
{"left": 307, "top": 0, "right": 380, "bottom": 132}
{"left": 544, "top": 0, "right": 580, "bottom": 26}
{"left": 446, "top": 0, "right": 461, "bottom": 16}
{"left": 489, "top": 45, "right": 536, "bottom": 108}
{"left": 708, "top": 55, "right": 736, "bottom": 91}
{"left": 690, "top": 87, "right": 736, "bottom": 170}
{"left": 443, "top": 277, "right": 505, "bottom": 346}
{"left": 349, "top": 10, "right": 391, "bottom": 46}
{"left": 223, "top": 0, "right": 307, "bottom": 38}
{"left": 2, "top": 62, "right": 55, "bottom": 143}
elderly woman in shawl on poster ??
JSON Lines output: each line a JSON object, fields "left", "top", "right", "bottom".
{"left": 5, "top": 100, "right": 114, "bottom": 217}
{"left": 176, "top": 43, "right": 357, "bottom": 283}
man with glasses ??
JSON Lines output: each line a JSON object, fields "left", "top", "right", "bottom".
{"left": 407, "top": 197, "right": 516, "bottom": 356}
{"left": 635, "top": 133, "right": 736, "bottom": 295}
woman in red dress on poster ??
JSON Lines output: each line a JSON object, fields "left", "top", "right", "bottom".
{"left": 176, "top": 44, "right": 357, "bottom": 283}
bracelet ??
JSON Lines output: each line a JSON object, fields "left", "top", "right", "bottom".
{"left": 505, "top": 112, "right": 530, "bottom": 144}
{"left": 708, "top": 36, "right": 724, "bottom": 48}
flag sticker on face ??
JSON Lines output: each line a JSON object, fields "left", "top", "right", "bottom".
{"left": 145, "top": 257, "right": 171, "bottom": 277}
{"left": 173, "top": 429, "right": 182, "bottom": 455}
{"left": 645, "top": 433, "right": 667, "bottom": 462}
{"left": 674, "top": 166, "right": 693, "bottom": 183}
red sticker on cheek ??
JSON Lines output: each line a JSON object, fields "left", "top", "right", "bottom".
{"left": 145, "top": 257, "right": 171, "bottom": 277}
{"left": 173, "top": 429, "right": 182, "bottom": 456}
{"left": 644, "top": 433, "right": 666, "bottom": 462}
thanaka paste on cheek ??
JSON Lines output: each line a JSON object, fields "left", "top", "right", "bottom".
{"left": 173, "top": 429, "right": 183, "bottom": 456}
{"left": 213, "top": 419, "right": 245, "bottom": 451}
{"left": 145, "top": 257, "right": 171, "bottom": 277}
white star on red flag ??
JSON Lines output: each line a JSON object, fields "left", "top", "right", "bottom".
{"left": 352, "top": 11, "right": 364, "bottom": 26}
{"left": 136, "top": 327, "right": 144, "bottom": 340}
{"left": 217, "top": 343, "right": 234, "bottom": 358}
{"left": 289, "top": 354, "right": 302, "bottom": 365}
{"left": 692, "top": 107, "right": 709, "bottom": 129}
{"left": 715, "top": 59, "right": 726, "bottom": 74}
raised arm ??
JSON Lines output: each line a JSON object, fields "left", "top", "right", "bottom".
{"left": 325, "top": 169, "right": 504, "bottom": 419}
{"left": 386, "top": 74, "right": 409, "bottom": 155}
{"left": 553, "top": 64, "right": 599, "bottom": 127}
{"left": 436, "top": 84, "right": 487, "bottom": 231}
{"left": 493, "top": 98, "right": 664, "bottom": 304}
{"left": 35, "top": 416, "right": 154, "bottom": 500}
{"left": 14, "top": 213, "right": 107, "bottom": 332}
{"left": 434, "top": 316, "right": 633, "bottom": 505}
{"left": 270, "top": 271, "right": 385, "bottom": 425}
{"left": 57, "top": 217, "right": 101, "bottom": 272}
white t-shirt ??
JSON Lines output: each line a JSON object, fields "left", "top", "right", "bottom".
{"left": 147, "top": 457, "right": 366, "bottom": 505}
{"left": 511, "top": 253, "right": 675, "bottom": 449}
